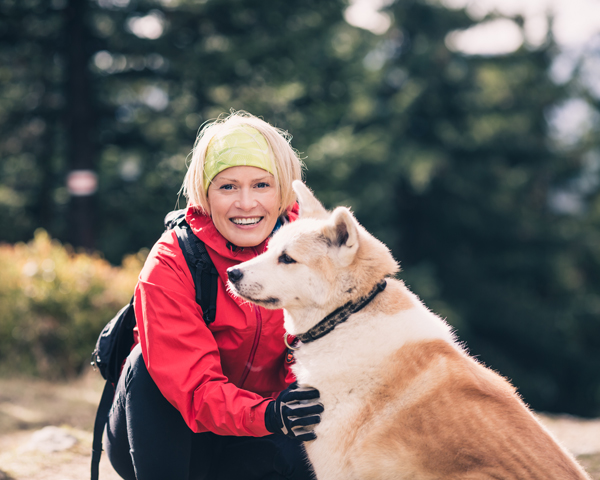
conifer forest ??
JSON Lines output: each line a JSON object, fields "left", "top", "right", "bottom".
{"left": 1, "top": 0, "right": 600, "bottom": 418}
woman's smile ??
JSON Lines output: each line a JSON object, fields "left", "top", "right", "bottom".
{"left": 230, "top": 216, "right": 264, "bottom": 226}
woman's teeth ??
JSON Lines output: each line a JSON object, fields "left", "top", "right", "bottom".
{"left": 231, "top": 217, "right": 262, "bottom": 225}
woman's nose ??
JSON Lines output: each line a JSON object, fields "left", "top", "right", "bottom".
{"left": 236, "top": 188, "right": 257, "bottom": 210}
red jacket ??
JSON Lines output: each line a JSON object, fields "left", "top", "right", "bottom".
{"left": 133, "top": 205, "right": 298, "bottom": 436}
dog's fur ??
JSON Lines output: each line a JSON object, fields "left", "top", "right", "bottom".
{"left": 228, "top": 181, "right": 590, "bottom": 480}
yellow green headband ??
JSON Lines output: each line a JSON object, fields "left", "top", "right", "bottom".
{"left": 203, "top": 125, "right": 275, "bottom": 191}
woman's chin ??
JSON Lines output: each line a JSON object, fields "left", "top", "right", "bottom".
{"left": 226, "top": 224, "right": 270, "bottom": 247}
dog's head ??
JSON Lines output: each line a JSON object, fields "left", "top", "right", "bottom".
{"left": 227, "top": 181, "right": 399, "bottom": 335}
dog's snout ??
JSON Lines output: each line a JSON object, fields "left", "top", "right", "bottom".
{"left": 227, "top": 267, "right": 244, "bottom": 283}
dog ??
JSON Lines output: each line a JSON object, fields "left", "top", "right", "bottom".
{"left": 228, "top": 180, "right": 591, "bottom": 480}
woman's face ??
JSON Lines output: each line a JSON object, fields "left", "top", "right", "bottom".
{"left": 207, "top": 166, "right": 281, "bottom": 248}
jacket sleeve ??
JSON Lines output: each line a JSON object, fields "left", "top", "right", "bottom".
{"left": 134, "top": 230, "right": 272, "bottom": 437}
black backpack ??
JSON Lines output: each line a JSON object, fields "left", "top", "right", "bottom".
{"left": 90, "top": 209, "right": 219, "bottom": 480}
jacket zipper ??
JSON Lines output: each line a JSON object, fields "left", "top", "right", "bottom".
{"left": 239, "top": 307, "right": 262, "bottom": 388}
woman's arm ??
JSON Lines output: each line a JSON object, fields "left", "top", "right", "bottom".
{"left": 134, "top": 230, "right": 272, "bottom": 437}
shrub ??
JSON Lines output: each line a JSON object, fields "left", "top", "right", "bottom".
{"left": 0, "top": 230, "right": 145, "bottom": 378}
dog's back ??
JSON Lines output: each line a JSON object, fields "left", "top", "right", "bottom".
{"left": 345, "top": 336, "right": 588, "bottom": 479}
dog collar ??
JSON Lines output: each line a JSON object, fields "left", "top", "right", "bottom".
{"left": 291, "top": 279, "right": 387, "bottom": 346}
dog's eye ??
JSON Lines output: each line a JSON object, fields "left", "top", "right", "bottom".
{"left": 278, "top": 253, "right": 297, "bottom": 265}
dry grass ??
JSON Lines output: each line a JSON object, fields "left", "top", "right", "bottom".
{"left": 0, "top": 372, "right": 599, "bottom": 479}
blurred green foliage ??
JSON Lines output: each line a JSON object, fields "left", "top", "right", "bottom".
{"left": 0, "top": 230, "right": 144, "bottom": 377}
{"left": 0, "top": 0, "right": 599, "bottom": 416}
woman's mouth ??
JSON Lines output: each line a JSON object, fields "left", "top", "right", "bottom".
{"left": 230, "top": 217, "right": 263, "bottom": 226}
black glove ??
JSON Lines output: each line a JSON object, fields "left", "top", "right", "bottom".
{"left": 265, "top": 382, "right": 324, "bottom": 442}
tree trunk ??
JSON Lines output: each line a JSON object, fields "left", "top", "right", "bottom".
{"left": 64, "top": 0, "right": 96, "bottom": 250}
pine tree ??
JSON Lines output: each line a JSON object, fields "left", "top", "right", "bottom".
{"left": 310, "top": 0, "right": 600, "bottom": 415}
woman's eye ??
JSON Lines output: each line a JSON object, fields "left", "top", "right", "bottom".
{"left": 256, "top": 182, "right": 270, "bottom": 189}
{"left": 278, "top": 253, "right": 297, "bottom": 265}
{"left": 220, "top": 184, "right": 235, "bottom": 190}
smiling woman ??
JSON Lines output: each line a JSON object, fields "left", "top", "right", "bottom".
{"left": 103, "top": 111, "right": 322, "bottom": 480}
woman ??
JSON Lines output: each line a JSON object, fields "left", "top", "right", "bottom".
{"left": 105, "top": 112, "right": 323, "bottom": 480}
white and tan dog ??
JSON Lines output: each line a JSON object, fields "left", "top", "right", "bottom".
{"left": 228, "top": 181, "right": 590, "bottom": 480}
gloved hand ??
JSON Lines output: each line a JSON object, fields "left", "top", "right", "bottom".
{"left": 265, "top": 382, "right": 324, "bottom": 442}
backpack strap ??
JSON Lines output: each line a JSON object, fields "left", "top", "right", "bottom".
{"left": 91, "top": 381, "right": 115, "bottom": 480}
{"left": 173, "top": 218, "right": 219, "bottom": 324}
{"left": 91, "top": 297, "right": 135, "bottom": 480}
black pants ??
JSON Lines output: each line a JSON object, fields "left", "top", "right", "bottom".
{"left": 106, "top": 344, "right": 315, "bottom": 480}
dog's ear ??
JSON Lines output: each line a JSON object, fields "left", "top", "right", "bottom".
{"left": 293, "top": 180, "right": 328, "bottom": 219}
{"left": 326, "top": 207, "right": 359, "bottom": 267}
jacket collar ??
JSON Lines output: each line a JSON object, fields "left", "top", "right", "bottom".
{"left": 185, "top": 204, "right": 299, "bottom": 262}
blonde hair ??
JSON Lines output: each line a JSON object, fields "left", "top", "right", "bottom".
{"left": 182, "top": 111, "right": 304, "bottom": 216}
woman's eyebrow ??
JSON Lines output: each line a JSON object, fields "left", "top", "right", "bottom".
{"left": 253, "top": 175, "right": 274, "bottom": 182}
{"left": 215, "top": 175, "right": 274, "bottom": 183}
{"left": 213, "top": 176, "right": 241, "bottom": 184}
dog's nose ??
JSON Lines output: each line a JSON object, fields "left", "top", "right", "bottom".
{"left": 227, "top": 267, "right": 243, "bottom": 283}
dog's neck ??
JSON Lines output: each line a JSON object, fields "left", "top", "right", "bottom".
{"left": 286, "top": 280, "right": 387, "bottom": 345}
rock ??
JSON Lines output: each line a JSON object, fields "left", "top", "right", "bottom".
{"left": 25, "top": 426, "right": 78, "bottom": 453}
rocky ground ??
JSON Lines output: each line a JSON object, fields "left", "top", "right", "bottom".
{"left": 0, "top": 373, "right": 120, "bottom": 480}
{"left": 0, "top": 372, "right": 599, "bottom": 479}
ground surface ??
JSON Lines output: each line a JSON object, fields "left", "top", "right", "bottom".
{"left": 0, "top": 372, "right": 599, "bottom": 479}
{"left": 0, "top": 373, "right": 120, "bottom": 480}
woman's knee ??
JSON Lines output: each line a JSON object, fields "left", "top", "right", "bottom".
{"left": 103, "top": 344, "right": 196, "bottom": 479}
{"left": 124, "top": 343, "right": 153, "bottom": 392}
{"left": 124, "top": 344, "right": 178, "bottom": 420}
